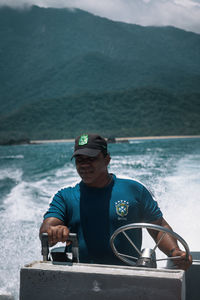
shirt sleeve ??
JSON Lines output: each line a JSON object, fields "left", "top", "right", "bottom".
{"left": 140, "top": 185, "right": 163, "bottom": 222}
{"left": 43, "top": 189, "right": 67, "bottom": 223}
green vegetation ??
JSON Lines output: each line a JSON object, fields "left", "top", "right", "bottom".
{"left": 0, "top": 88, "right": 199, "bottom": 141}
{"left": 0, "top": 6, "right": 200, "bottom": 143}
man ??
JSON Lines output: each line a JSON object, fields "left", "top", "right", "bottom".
{"left": 40, "top": 133, "right": 192, "bottom": 270}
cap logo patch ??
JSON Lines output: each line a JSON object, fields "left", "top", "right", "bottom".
{"left": 79, "top": 134, "right": 88, "bottom": 146}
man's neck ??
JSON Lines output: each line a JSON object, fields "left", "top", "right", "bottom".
{"left": 84, "top": 173, "right": 113, "bottom": 188}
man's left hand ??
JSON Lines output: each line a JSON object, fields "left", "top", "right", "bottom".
{"left": 171, "top": 249, "right": 192, "bottom": 270}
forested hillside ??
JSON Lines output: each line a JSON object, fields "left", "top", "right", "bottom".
{"left": 0, "top": 6, "right": 200, "bottom": 143}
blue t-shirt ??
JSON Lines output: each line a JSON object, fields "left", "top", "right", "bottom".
{"left": 44, "top": 175, "right": 162, "bottom": 265}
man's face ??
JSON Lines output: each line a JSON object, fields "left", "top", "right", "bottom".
{"left": 75, "top": 152, "right": 110, "bottom": 187}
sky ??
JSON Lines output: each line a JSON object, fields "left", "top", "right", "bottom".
{"left": 0, "top": 0, "right": 200, "bottom": 34}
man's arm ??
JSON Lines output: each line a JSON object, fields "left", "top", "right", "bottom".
{"left": 148, "top": 217, "right": 192, "bottom": 270}
{"left": 39, "top": 217, "right": 70, "bottom": 246}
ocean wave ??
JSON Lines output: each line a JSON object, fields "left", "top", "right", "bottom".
{"left": 2, "top": 181, "right": 44, "bottom": 222}
{"left": 0, "top": 155, "right": 24, "bottom": 159}
{"left": 129, "top": 140, "right": 144, "bottom": 144}
{"left": 0, "top": 168, "right": 23, "bottom": 181}
{"left": 1, "top": 163, "right": 81, "bottom": 222}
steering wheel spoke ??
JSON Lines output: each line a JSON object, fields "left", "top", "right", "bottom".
{"left": 153, "top": 231, "right": 167, "bottom": 252}
{"left": 118, "top": 252, "right": 139, "bottom": 261}
{"left": 122, "top": 231, "right": 142, "bottom": 256}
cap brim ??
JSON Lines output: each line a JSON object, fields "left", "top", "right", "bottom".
{"left": 71, "top": 148, "right": 101, "bottom": 160}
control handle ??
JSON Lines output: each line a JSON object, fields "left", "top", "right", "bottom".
{"left": 41, "top": 232, "right": 79, "bottom": 262}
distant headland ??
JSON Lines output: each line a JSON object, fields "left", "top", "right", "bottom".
{"left": 1, "top": 135, "right": 200, "bottom": 146}
{"left": 29, "top": 135, "right": 200, "bottom": 145}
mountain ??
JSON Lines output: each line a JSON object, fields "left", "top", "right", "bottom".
{"left": 0, "top": 5, "right": 200, "bottom": 142}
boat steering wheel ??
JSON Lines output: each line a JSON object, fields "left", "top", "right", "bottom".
{"left": 110, "top": 223, "right": 190, "bottom": 268}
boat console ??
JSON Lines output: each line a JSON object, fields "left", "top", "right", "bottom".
{"left": 19, "top": 223, "right": 200, "bottom": 300}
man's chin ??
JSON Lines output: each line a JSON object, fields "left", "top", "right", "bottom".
{"left": 81, "top": 175, "right": 94, "bottom": 184}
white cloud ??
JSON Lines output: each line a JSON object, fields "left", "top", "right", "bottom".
{"left": 0, "top": 0, "right": 200, "bottom": 33}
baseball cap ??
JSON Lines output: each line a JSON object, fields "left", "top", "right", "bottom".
{"left": 71, "top": 134, "right": 107, "bottom": 159}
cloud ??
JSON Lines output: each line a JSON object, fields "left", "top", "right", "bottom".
{"left": 0, "top": 0, "right": 200, "bottom": 33}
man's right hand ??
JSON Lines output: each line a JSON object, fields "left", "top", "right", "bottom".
{"left": 40, "top": 218, "right": 70, "bottom": 247}
{"left": 47, "top": 225, "right": 70, "bottom": 246}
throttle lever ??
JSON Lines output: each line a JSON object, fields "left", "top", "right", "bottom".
{"left": 41, "top": 232, "right": 79, "bottom": 263}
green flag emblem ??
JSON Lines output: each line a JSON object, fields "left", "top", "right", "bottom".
{"left": 79, "top": 134, "right": 88, "bottom": 146}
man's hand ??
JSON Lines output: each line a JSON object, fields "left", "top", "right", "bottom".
{"left": 47, "top": 225, "right": 70, "bottom": 246}
{"left": 150, "top": 218, "right": 192, "bottom": 271}
{"left": 40, "top": 217, "right": 71, "bottom": 246}
{"left": 171, "top": 248, "right": 193, "bottom": 271}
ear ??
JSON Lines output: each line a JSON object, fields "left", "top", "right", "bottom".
{"left": 104, "top": 154, "right": 111, "bottom": 166}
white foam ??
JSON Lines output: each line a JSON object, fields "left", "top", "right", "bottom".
{"left": 0, "top": 168, "right": 23, "bottom": 181}
{"left": 1, "top": 162, "right": 80, "bottom": 223}
{"left": 0, "top": 216, "right": 41, "bottom": 299}
{"left": 3, "top": 181, "right": 42, "bottom": 221}
{"left": 129, "top": 140, "right": 144, "bottom": 144}
{"left": 0, "top": 155, "right": 24, "bottom": 159}
{"left": 0, "top": 161, "right": 81, "bottom": 299}
{"left": 55, "top": 163, "right": 80, "bottom": 188}
{"left": 155, "top": 154, "right": 200, "bottom": 251}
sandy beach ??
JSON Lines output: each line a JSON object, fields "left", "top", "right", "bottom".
{"left": 30, "top": 135, "right": 200, "bottom": 144}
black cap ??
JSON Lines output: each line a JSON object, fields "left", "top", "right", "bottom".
{"left": 71, "top": 134, "right": 107, "bottom": 159}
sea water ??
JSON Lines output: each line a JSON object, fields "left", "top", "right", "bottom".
{"left": 0, "top": 138, "right": 199, "bottom": 299}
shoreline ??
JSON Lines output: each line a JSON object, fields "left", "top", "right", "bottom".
{"left": 30, "top": 135, "right": 200, "bottom": 144}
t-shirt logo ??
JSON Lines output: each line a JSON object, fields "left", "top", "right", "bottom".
{"left": 79, "top": 134, "right": 88, "bottom": 145}
{"left": 115, "top": 200, "right": 129, "bottom": 218}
